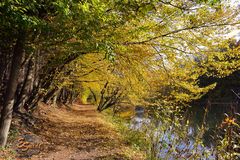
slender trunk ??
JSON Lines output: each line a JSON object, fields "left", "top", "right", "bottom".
{"left": 97, "top": 82, "right": 108, "bottom": 111}
{"left": 43, "top": 88, "right": 57, "bottom": 104}
{"left": 13, "top": 57, "right": 34, "bottom": 112}
{"left": 0, "top": 29, "right": 26, "bottom": 147}
{"left": 26, "top": 93, "right": 42, "bottom": 111}
{"left": 53, "top": 88, "right": 61, "bottom": 106}
{"left": 89, "top": 87, "right": 97, "bottom": 103}
{"left": 14, "top": 52, "right": 28, "bottom": 104}
{"left": 0, "top": 51, "right": 12, "bottom": 108}
{"left": 62, "top": 88, "right": 67, "bottom": 104}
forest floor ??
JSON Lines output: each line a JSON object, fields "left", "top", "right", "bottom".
{"left": 0, "top": 104, "right": 144, "bottom": 160}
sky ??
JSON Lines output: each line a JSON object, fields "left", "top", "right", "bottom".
{"left": 228, "top": 0, "right": 240, "bottom": 40}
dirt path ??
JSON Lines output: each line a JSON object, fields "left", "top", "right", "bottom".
{"left": 25, "top": 104, "right": 143, "bottom": 160}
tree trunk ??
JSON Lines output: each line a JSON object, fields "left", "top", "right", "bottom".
{"left": 43, "top": 88, "right": 57, "bottom": 104}
{"left": 53, "top": 88, "right": 61, "bottom": 106}
{"left": 13, "top": 56, "right": 34, "bottom": 112}
{"left": 89, "top": 87, "right": 97, "bottom": 103}
{"left": 0, "top": 29, "right": 26, "bottom": 147}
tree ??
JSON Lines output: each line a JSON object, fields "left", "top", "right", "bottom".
{"left": 0, "top": 0, "right": 239, "bottom": 147}
{"left": 0, "top": 0, "right": 162, "bottom": 147}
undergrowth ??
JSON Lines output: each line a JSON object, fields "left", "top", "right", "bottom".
{"left": 103, "top": 107, "right": 240, "bottom": 160}
{"left": 103, "top": 109, "right": 148, "bottom": 158}
{"left": 0, "top": 127, "right": 19, "bottom": 160}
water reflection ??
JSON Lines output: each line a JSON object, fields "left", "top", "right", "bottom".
{"left": 130, "top": 104, "right": 239, "bottom": 159}
{"left": 187, "top": 104, "right": 240, "bottom": 146}
{"left": 130, "top": 106, "right": 150, "bottom": 130}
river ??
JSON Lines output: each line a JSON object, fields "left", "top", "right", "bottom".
{"left": 130, "top": 104, "right": 240, "bottom": 159}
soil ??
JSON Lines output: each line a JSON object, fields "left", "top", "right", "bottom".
{"left": 1, "top": 104, "right": 144, "bottom": 160}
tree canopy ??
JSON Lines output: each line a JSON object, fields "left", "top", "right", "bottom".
{"left": 0, "top": 0, "right": 239, "bottom": 148}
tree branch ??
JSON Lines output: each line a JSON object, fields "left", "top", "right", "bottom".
{"left": 123, "top": 22, "right": 240, "bottom": 45}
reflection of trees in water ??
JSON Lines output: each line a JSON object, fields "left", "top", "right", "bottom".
{"left": 185, "top": 104, "right": 240, "bottom": 147}
{"left": 132, "top": 108, "right": 217, "bottom": 159}
{"left": 131, "top": 104, "right": 239, "bottom": 159}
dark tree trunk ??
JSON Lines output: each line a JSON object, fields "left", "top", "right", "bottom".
{"left": 13, "top": 57, "right": 34, "bottom": 112}
{"left": 89, "top": 87, "right": 97, "bottom": 103}
{"left": 25, "top": 52, "right": 85, "bottom": 110}
{"left": 97, "top": 83, "right": 123, "bottom": 112}
{"left": 43, "top": 88, "right": 57, "bottom": 104}
{"left": 97, "top": 82, "right": 108, "bottom": 111}
{"left": 0, "top": 29, "right": 26, "bottom": 147}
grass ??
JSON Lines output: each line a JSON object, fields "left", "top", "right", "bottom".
{"left": 102, "top": 109, "right": 148, "bottom": 158}
{"left": 0, "top": 127, "right": 19, "bottom": 160}
{"left": 8, "top": 127, "right": 19, "bottom": 142}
